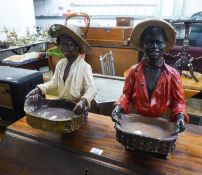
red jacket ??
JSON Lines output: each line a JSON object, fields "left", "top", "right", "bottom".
{"left": 116, "top": 60, "right": 189, "bottom": 123}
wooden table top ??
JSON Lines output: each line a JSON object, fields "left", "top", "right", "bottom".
{"left": 181, "top": 72, "right": 202, "bottom": 91}
{"left": 1, "top": 113, "right": 202, "bottom": 175}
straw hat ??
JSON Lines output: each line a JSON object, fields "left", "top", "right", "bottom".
{"left": 48, "top": 24, "right": 91, "bottom": 53}
{"left": 130, "top": 19, "right": 176, "bottom": 52}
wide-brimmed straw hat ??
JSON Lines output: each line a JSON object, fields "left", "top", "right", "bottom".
{"left": 48, "top": 24, "right": 91, "bottom": 53}
{"left": 130, "top": 18, "right": 176, "bottom": 52}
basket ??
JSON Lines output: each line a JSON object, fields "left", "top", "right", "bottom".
{"left": 115, "top": 114, "right": 177, "bottom": 158}
{"left": 24, "top": 97, "right": 84, "bottom": 133}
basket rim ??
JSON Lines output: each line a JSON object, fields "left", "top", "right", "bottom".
{"left": 115, "top": 122, "right": 177, "bottom": 141}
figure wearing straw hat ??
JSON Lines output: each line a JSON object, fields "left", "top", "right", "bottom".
{"left": 26, "top": 24, "right": 96, "bottom": 116}
{"left": 112, "top": 19, "right": 189, "bottom": 134}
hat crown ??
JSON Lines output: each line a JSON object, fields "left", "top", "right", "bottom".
{"left": 48, "top": 23, "right": 91, "bottom": 53}
{"left": 67, "top": 24, "right": 84, "bottom": 38}
{"left": 130, "top": 18, "right": 176, "bottom": 52}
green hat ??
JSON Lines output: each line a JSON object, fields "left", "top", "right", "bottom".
{"left": 130, "top": 18, "right": 176, "bottom": 52}
{"left": 47, "top": 46, "right": 64, "bottom": 58}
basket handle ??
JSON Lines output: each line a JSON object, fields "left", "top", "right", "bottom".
{"left": 64, "top": 12, "right": 90, "bottom": 38}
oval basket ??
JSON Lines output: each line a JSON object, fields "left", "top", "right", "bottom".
{"left": 115, "top": 114, "right": 178, "bottom": 158}
{"left": 24, "top": 97, "right": 84, "bottom": 133}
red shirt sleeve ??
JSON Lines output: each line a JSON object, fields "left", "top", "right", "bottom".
{"left": 115, "top": 65, "right": 136, "bottom": 113}
{"left": 169, "top": 69, "right": 189, "bottom": 123}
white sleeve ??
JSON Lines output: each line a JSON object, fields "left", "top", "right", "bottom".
{"left": 81, "top": 64, "right": 96, "bottom": 107}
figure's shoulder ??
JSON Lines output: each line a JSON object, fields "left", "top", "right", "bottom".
{"left": 129, "top": 62, "right": 142, "bottom": 72}
{"left": 80, "top": 58, "right": 90, "bottom": 66}
{"left": 164, "top": 63, "right": 181, "bottom": 84}
{"left": 164, "top": 63, "right": 180, "bottom": 76}
{"left": 57, "top": 58, "right": 66, "bottom": 64}
{"left": 55, "top": 58, "right": 66, "bottom": 68}
{"left": 126, "top": 63, "right": 141, "bottom": 77}
{"left": 78, "top": 58, "right": 92, "bottom": 71}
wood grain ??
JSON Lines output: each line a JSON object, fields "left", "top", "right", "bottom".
{"left": 181, "top": 72, "right": 202, "bottom": 91}
{"left": 85, "top": 27, "right": 132, "bottom": 41}
{"left": 86, "top": 47, "right": 138, "bottom": 76}
{"left": 186, "top": 98, "right": 202, "bottom": 117}
{"left": 1, "top": 113, "right": 202, "bottom": 175}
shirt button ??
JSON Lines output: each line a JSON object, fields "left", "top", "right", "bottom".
{"left": 140, "top": 83, "right": 144, "bottom": 87}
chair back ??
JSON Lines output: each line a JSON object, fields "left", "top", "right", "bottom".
{"left": 100, "top": 50, "right": 115, "bottom": 76}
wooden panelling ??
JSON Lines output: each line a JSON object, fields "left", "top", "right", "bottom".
{"left": 85, "top": 27, "right": 132, "bottom": 42}
{"left": 86, "top": 47, "right": 138, "bottom": 76}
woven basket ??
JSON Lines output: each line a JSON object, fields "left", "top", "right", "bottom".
{"left": 24, "top": 97, "right": 84, "bottom": 133}
{"left": 115, "top": 114, "right": 177, "bottom": 158}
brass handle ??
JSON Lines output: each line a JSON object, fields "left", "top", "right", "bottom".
{"left": 64, "top": 12, "right": 90, "bottom": 38}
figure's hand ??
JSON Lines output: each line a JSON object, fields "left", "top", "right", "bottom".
{"left": 26, "top": 88, "right": 41, "bottom": 99}
{"left": 111, "top": 105, "right": 124, "bottom": 123}
{"left": 73, "top": 99, "right": 87, "bottom": 115}
{"left": 175, "top": 113, "right": 185, "bottom": 134}
{"left": 26, "top": 94, "right": 43, "bottom": 105}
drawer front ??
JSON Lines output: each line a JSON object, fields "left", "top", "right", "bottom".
{"left": 0, "top": 83, "right": 13, "bottom": 109}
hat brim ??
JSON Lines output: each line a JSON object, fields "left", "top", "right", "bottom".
{"left": 130, "top": 19, "right": 176, "bottom": 52}
{"left": 49, "top": 24, "right": 91, "bottom": 53}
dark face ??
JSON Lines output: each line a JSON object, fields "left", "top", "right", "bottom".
{"left": 142, "top": 33, "right": 166, "bottom": 63}
{"left": 59, "top": 36, "right": 80, "bottom": 61}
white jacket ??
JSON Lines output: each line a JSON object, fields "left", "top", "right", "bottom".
{"left": 37, "top": 56, "right": 96, "bottom": 107}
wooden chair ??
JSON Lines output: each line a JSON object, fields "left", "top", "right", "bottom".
{"left": 100, "top": 50, "right": 115, "bottom": 76}
{"left": 48, "top": 55, "right": 61, "bottom": 73}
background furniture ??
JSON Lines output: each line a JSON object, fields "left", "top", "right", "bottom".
{"left": 100, "top": 50, "right": 115, "bottom": 76}
{"left": 0, "top": 66, "right": 43, "bottom": 126}
{"left": 90, "top": 74, "right": 124, "bottom": 116}
{"left": 0, "top": 42, "right": 48, "bottom": 70}
{"left": 0, "top": 56, "right": 48, "bottom": 70}
{"left": 186, "top": 98, "right": 202, "bottom": 125}
{"left": 116, "top": 17, "right": 133, "bottom": 27}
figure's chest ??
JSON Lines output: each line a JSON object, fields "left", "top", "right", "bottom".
{"left": 143, "top": 67, "right": 161, "bottom": 97}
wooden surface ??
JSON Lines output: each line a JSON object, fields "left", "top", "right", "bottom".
{"left": 183, "top": 88, "right": 200, "bottom": 99}
{"left": 48, "top": 55, "right": 61, "bottom": 72}
{"left": 0, "top": 114, "right": 202, "bottom": 175}
{"left": 181, "top": 72, "right": 202, "bottom": 91}
{"left": 85, "top": 27, "right": 132, "bottom": 44}
{"left": 186, "top": 98, "right": 202, "bottom": 117}
{"left": 181, "top": 73, "right": 202, "bottom": 98}
{"left": 86, "top": 47, "right": 138, "bottom": 76}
